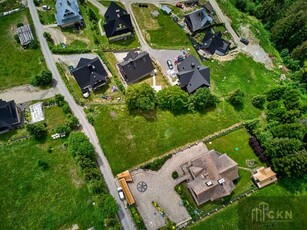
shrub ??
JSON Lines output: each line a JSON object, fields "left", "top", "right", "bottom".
{"left": 157, "top": 86, "right": 189, "bottom": 113}
{"left": 16, "top": 22, "right": 24, "bottom": 27}
{"left": 141, "top": 155, "right": 172, "bottom": 171}
{"left": 227, "top": 89, "right": 245, "bottom": 109}
{"left": 31, "top": 70, "right": 53, "bottom": 87}
{"left": 37, "top": 160, "right": 49, "bottom": 171}
{"left": 43, "top": 32, "right": 54, "bottom": 44}
{"left": 252, "top": 95, "right": 266, "bottom": 109}
{"left": 29, "top": 39, "right": 39, "bottom": 49}
{"left": 55, "top": 94, "right": 65, "bottom": 106}
{"left": 172, "top": 171, "right": 179, "bottom": 179}
{"left": 55, "top": 124, "right": 71, "bottom": 134}
{"left": 87, "top": 114, "right": 94, "bottom": 125}
{"left": 188, "top": 87, "right": 219, "bottom": 112}
{"left": 26, "top": 123, "right": 47, "bottom": 140}
{"left": 14, "top": 34, "right": 20, "bottom": 43}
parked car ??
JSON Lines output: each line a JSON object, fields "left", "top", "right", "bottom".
{"left": 117, "top": 187, "right": 125, "bottom": 200}
{"left": 240, "top": 37, "right": 249, "bottom": 45}
{"left": 68, "top": 65, "right": 74, "bottom": 73}
{"left": 177, "top": 55, "right": 184, "bottom": 62}
{"left": 61, "top": 42, "right": 66, "bottom": 48}
{"left": 167, "top": 60, "right": 173, "bottom": 70}
{"left": 42, "top": 5, "right": 51, "bottom": 11}
{"left": 176, "top": 3, "right": 184, "bottom": 9}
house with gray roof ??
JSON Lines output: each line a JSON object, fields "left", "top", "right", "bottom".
{"left": 201, "top": 30, "right": 231, "bottom": 56}
{"left": 55, "top": 0, "right": 83, "bottom": 28}
{"left": 16, "top": 25, "right": 34, "bottom": 47}
{"left": 103, "top": 2, "right": 133, "bottom": 41}
{"left": 184, "top": 8, "right": 213, "bottom": 33}
{"left": 71, "top": 57, "right": 108, "bottom": 96}
{"left": 177, "top": 55, "right": 210, "bottom": 94}
{"left": 187, "top": 149, "right": 239, "bottom": 205}
{"left": 118, "top": 51, "right": 155, "bottom": 84}
{"left": 0, "top": 99, "right": 22, "bottom": 134}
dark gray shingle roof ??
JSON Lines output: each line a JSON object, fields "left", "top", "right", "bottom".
{"left": 184, "top": 8, "right": 213, "bottom": 33}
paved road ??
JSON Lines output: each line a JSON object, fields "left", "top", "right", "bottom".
{"left": 27, "top": 1, "right": 135, "bottom": 230}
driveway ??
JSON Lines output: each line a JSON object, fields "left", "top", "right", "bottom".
{"left": 0, "top": 85, "right": 58, "bottom": 104}
{"left": 53, "top": 53, "right": 97, "bottom": 67}
{"left": 128, "top": 142, "right": 209, "bottom": 230}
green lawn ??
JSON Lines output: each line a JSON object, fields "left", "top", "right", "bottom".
{"left": 206, "top": 128, "right": 263, "bottom": 168}
{"left": 0, "top": 10, "right": 46, "bottom": 90}
{"left": 189, "top": 178, "right": 307, "bottom": 230}
{"left": 216, "top": 0, "right": 281, "bottom": 62}
{"left": 207, "top": 53, "right": 279, "bottom": 119}
{"left": 93, "top": 102, "right": 241, "bottom": 174}
{"left": 37, "top": 0, "right": 56, "bottom": 25}
{"left": 132, "top": 3, "right": 191, "bottom": 49}
{"left": 0, "top": 102, "right": 103, "bottom": 229}
{"left": 0, "top": 0, "right": 22, "bottom": 12}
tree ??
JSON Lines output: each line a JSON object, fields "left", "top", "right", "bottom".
{"left": 29, "top": 39, "right": 39, "bottom": 49}
{"left": 125, "top": 83, "right": 156, "bottom": 111}
{"left": 272, "top": 153, "right": 307, "bottom": 178}
{"left": 266, "top": 86, "right": 287, "bottom": 101}
{"left": 157, "top": 86, "right": 189, "bottom": 113}
{"left": 227, "top": 89, "right": 245, "bottom": 109}
{"left": 37, "top": 160, "right": 49, "bottom": 171}
{"left": 66, "top": 114, "right": 79, "bottom": 129}
{"left": 31, "top": 70, "right": 53, "bottom": 87}
{"left": 68, "top": 132, "right": 95, "bottom": 158}
{"left": 291, "top": 40, "right": 307, "bottom": 65}
{"left": 265, "top": 138, "right": 302, "bottom": 158}
{"left": 55, "top": 124, "right": 71, "bottom": 134}
{"left": 252, "top": 95, "right": 266, "bottom": 109}
{"left": 26, "top": 123, "right": 47, "bottom": 140}
{"left": 188, "top": 87, "right": 218, "bottom": 112}
{"left": 270, "top": 123, "right": 305, "bottom": 140}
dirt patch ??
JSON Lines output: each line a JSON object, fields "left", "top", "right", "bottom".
{"left": 110, "top": 111, "right": 117, "bottom": 118}
{"left": 70, "top": 168, "right": 84, "bottom": 188}
{"left": 213, "top": 49, "right": 239, "bottom": 62}
{"left": 65, "top": 224, "right": 79, "bottom": 230}
{"left": 239, "top": 25, "right": 258, "bottom": 45}
{"left": 127, "top": 133, "right": 134, "bottom": 140}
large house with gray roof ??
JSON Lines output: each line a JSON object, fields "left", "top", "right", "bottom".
{"left": 177, "top": 55, "right": 210, "bottom": 94}
{"left": 184, "top": 8, "right": 213, "bottom": 33}
{"left": 0, "top": 99, "right": 22, "bottom": 135}
{"left": 118, "top": 51, "right": 155, "bottom": 84}
{"left": 187, "top": 149, "right": 239, "bottom": 205}
{"left": 55, "top": 0, "right": 83, "bottom": 28}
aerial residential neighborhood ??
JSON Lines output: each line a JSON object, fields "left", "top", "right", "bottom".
{"left": 0, "top": 0, "right": 306, "bottom": 230}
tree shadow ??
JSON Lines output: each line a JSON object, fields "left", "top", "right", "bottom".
{"left": 129, "top": 109, "right": 157, "bottom": 122}
{"left": 278, "top": 176, "right": 307, "bottom": 194}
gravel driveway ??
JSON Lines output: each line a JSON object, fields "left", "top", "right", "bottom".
{"left": 129, "top": 142, "right": 209, "bottom": 230}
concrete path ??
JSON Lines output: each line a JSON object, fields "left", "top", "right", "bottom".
{"left": 0, "top": 85, "right": 58, "bottom": 104}
{"left": 98, "top": 19, "right": 105, "bottom": 36}
{"left": 28, "top": 1, "right": 135, "bottom": 229}
{"left": 88, "top": 0, "right": 107, "bottom": 15}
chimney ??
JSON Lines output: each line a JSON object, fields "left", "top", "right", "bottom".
{"left": 191, "top": 63, "right": 195, "bottom": 68}
{"left": 197, "top": 66, "right": 200, "bottom": 70}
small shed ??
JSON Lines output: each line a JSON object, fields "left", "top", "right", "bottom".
{"left": 161, "top": 5, "right": 172, "bottom": 15}
{"left": 252, "top": 167, "right": 277, "bottom": 188}
{"left": 16, "top": 25, "right": 34, "bottom": 46}
{"left": 151, "top": 10, "right": 159, "bottom": 18}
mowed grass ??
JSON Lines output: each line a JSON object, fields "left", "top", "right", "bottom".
{"left": 0, "top": 10, "right": 46, "bottom": 90}
{"left": 206, "top": 128, "right": 263, "bottom": 168}
{"left": 94, "top": 102, "right": 241, "bottom": 174}
{"left": 207, "top": 54, "right": 279, "bottom": 119}
{"left": 0, "top": 140, "right": 102, "bottom": 229}
{"left": 132, "top": 4, "right": 191, "bottom": 49}
{"left": 189, "top": 178, "right": 307, "bottom": 230}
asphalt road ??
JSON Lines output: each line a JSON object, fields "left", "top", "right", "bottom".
{"left": 27, "top": 1, "right": 135, "bottom": 230}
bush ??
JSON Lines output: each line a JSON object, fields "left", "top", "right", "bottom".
{"left": 227, "top": 89, "right": 245, "bottom": 109}
{"left": 55, "top": 94, "right": 65, "bottom": 106}
{"left": 37, "top": 160, "right": 49, "bottom": 171}
{"left": 87, "top": 114, "right": 95, "bottom": 125}
{"left": 252, "top": 95, "right": 266, "bottom": 109}
{"left": 188, "top": 87, "right": 219, "bottom": 112}
{"left": 66, "top": 114, "right": 79, "bottom": 129}
{"left": 16, "top": 22, "right": 24, "bottom": 27}
{"left": 14, "top": 34, "right": 20, "bottom": 43}
{"left": 88, "top": 8, "right": 98, "bottom": 21}
{"left": 141, "top": 155, "right": 172, "bottom": 171}
{"left": 43, "top": 32, "right": 54, "bottom": 45}
{"left": 31, "top": 70, "right": 53, "bottom": 87}
{"left": 55, "top": 124, "right": 71, "bottom": 134}
{"left": 29, "top": 39, "right": 39, "bottom": 49}
{"left": 26, "top": 123, "right": 47, "bottom": 140}
{"left": 157, "top": 86, "right": 189, "bottom": 113}
{"left": 172, "top": 171, "right": 179, "bottom": 179}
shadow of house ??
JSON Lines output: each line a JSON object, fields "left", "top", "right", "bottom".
{"left": 186, "top": 149, "right": 239, "bottom": 206}
{"left": 103, "top": 2, "right": 134, "bottom": 42}
{"left": 71, "top": 57, "right": 108, "bottom": 97}
{"left": 184, "top": 8, "right": 213, "bottom": 33}
{"left": 16, "top": 25, "right": 34, "bottom": 47}
{"left": 0, "top": 99, "right": 22, "bottom": 135}
{"left": 118, "top": 51, "right": 155, "bottom": 84}
{"left": 177, "top": 55, "right": 210, "bottom": 94}
{"left": 201, "top": 30, "right": 230, "bottom": 56}
{"left": 54, "top": 0, "right": 83, "bottom": 28}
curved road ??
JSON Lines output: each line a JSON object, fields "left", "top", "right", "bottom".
{"left": 27, "top": 1, "right": 135, "bottom": 229}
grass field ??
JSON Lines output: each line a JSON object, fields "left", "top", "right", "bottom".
{"left": 189, "top": 178, "right": 307, "bottom": 230}
{"left": 37, "top": 0, "right": 56, "bottom": 25}
{"left": 207, "top": 53, "right": 279, "bottom": 119}
{"left": 206, "top": 128, "right": 264, "bottom": 168}
{"left": 0, "top": 10, "right": 46, "bottom": 90}
{"left": 93, "top": 102, "right": 241, "bottom": 174}
{"left": 132, "top": 4, "right": 191, "bottom": 49}
{"left": 0, "top": 102, "right": 103, "bottom": 229}
{"left": 0, "top": 0, "right": 22, "bottom": 12}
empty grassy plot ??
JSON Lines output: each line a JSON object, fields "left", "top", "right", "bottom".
{"left": 206, "top": 54, "right": 279, "bottom": 119}
{"left": 37, "top": 0, "right": 56, "bottom": 25}
{"left": 206, "top": 128, "right": 263, "bottom": 168}
{"left": 93, "top": 102, "right": 241, "bottom": 175}
{"left": 0, "top": 10, "right": 46, "bottom": 90}
{"left": 0, "top": 139, "right": 102, "bottom": 229}
{"left": 132, "top": 3, "right": 191, "bottom": 49}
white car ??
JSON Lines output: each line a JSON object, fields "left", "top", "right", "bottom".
{"left": 117, "top": 187, "right": 125, "bottom": 200}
